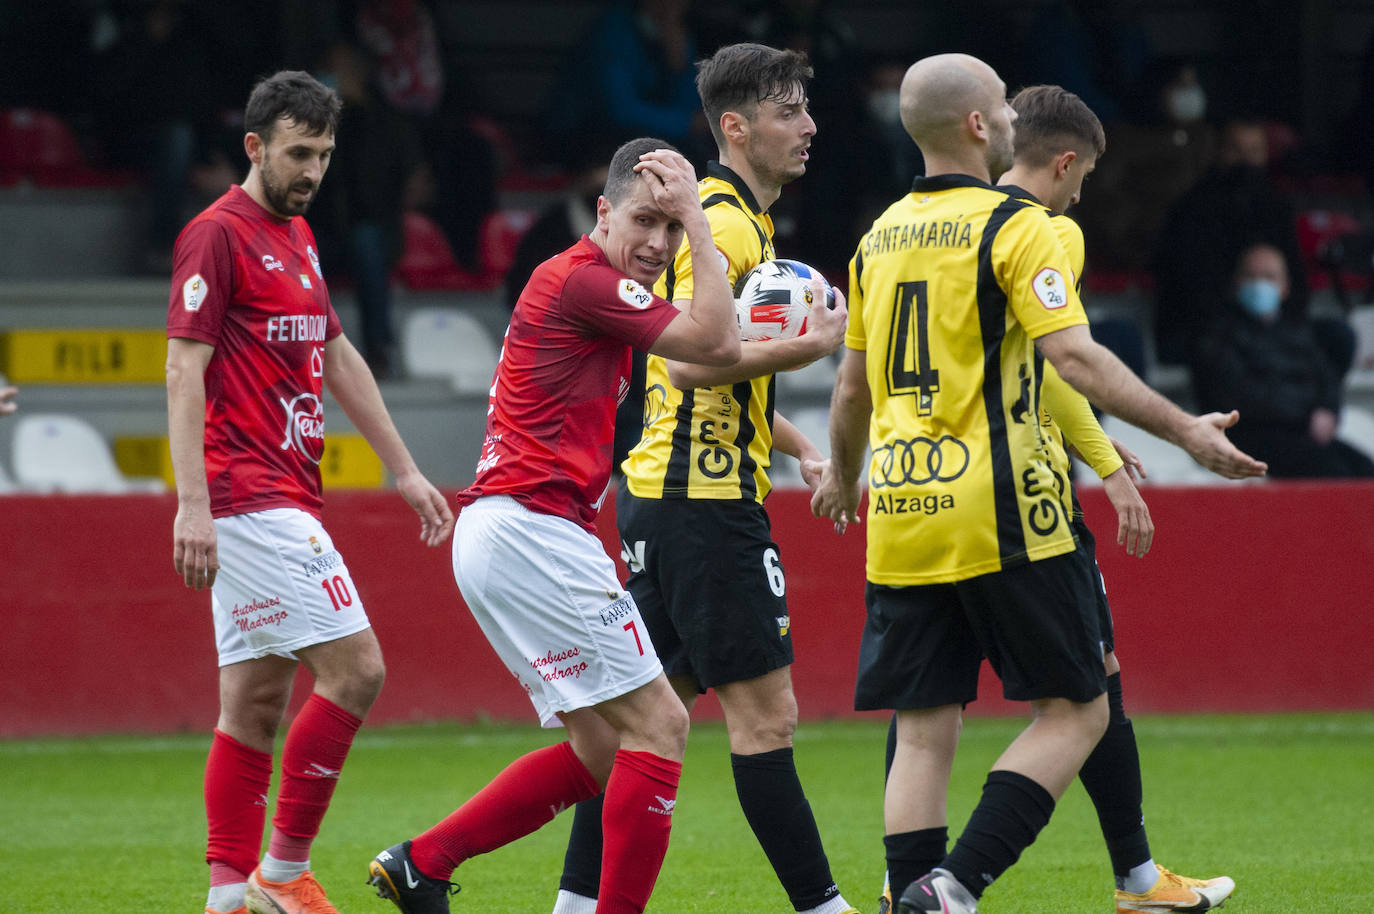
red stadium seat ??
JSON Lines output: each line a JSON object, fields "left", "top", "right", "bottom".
{"left": 0, "top": 108, "right": 133, "bottom": 188}
{"left": 395, "top": 211, "right": 490, "bottom": 291}
{"left": 1296, "top": 208, "right": 1363, "bottom": 291}
{"left": 478, "top": 208, "right": 536, "bottom": 279}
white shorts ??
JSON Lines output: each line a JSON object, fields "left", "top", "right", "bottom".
{"left": 454, "top": 495, "right": 662, "bottom": 727}
{"left": 211, "top": 508, "right": 371, "bottom": 666}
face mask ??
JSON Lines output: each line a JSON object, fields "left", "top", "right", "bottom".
{"left": 866, "top": 88, "right": 901, "bottom": 127}
{"left": 1237, "top": 279, "right": 1282, "bottom": 319}
{"left": 1166, "top": 85, "right": 1206, "bottom": 123}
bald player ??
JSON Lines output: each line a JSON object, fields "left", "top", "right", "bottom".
{"left": 812, "top": 54, "right": 1263, "bottom": 914}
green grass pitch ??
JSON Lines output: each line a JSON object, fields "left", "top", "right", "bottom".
{"left": 3, "top": 713, "right": 1372, "bottom": 912}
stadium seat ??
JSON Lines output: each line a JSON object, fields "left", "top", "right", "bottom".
{"left": 775, "top": 352, "right": 838, "bottom": 397}
{"left": 478, "top": 208, "right": 537, "bottom": 280}
{"left": 0, "top": 108, "right": 131, "bottom": 188}
{"left": 400, "top": 307, "right": 500, "bottom": 394}
{"left": 1337, "top": 405, "right": 1374, "bottom": 456}
{"left": 0, "top": 453, "right": 17, "bottom": 493}
{"left": 395, "top": 212, "right": 490, "bottom": 291}
{"left": 1296, "top": 208, "right": 1363, "bottom": 292}
{"left": 11, "top": 413, "right": 166, "bottom": 493}
{"left": 1350, "top": 306, "right": 1374, "bottom": 372}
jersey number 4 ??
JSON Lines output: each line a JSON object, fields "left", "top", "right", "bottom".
{"left": 886, "top": 281, "right": 941, "bottom": 416}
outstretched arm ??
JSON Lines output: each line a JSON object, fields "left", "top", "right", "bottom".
{"left": 1037, "top": 324, "right": 1267, "bottom": 480}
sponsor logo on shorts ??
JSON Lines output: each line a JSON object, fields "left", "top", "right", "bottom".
{"left": 776, "top": 614, "right": 790, "bottom": 637}
{"left": 599, "top": 595, "right": 635, "bottom": 627}
{"left": 530, "top": 646, "right": 589, "bottom": 682}
{"left": 302, "top": 551, "right": 342, "bottom": 576}
{"left": 230, "top": 596, "right": 289, "bottom": 632}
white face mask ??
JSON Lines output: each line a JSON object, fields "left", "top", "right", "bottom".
{"left": 867, "top": 88, "right": 901, "bottom": 127}
{"left": 1166, "top": 85, "right": 1207, "bottom": 124}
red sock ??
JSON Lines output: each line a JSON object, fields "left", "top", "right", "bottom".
{"left": 410, "top": 741, "right": 600, "bottom": 880}
{"left": 205, "top": 728, "right": 273, "bottom": 879}
{"left": 597, "top": 749, "right": 682, "bottom": 914}
{"left": 267, "top": 693, "right": 363, "bottom": 862}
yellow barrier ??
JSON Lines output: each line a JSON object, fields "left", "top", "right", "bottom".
{"left": 115, "top": 434, "right": 386, "bottom": 489}
{"left": 0, "top": 329, "right": 168, "bottom": 383}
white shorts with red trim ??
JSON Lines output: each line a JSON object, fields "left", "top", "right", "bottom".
{"left": 211, "top": 508, "right": 371, "bottom": 666}
{"left": 453, "top": 495, "right": 662, "bottom": 727}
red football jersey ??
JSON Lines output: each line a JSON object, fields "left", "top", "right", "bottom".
{"left": 167, "top": 185, "right": 343, "bottom": 519}
{"left": 458, "top": 236, "right": 679, "bottom": 530}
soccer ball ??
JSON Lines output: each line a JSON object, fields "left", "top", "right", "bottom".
{"left": 734, "top": 259, "right": 836, "bottom": 341}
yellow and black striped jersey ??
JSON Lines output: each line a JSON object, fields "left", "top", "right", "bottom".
{"left": 1002, "top": 190, "right": 1124, "bottom": 520}
{"left": 622, "top": 162, "right": 779, "bottom": 502}
{"left": 847, "top": 174, "right": 1090, "bottom": 585}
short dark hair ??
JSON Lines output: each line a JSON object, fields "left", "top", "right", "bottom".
{"left": 603, "top": 137, "right": 682, "bottom": 204}
{"left": 696, "top": 43, "right": 813, "bottom": 147}
{"left": 244, "top": 70, "right": 342, "bottom": 142}
{"left": 1009, "top": 84, "right": 1106, "bottom": 167}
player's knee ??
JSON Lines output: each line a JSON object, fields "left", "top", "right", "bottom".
{"left": 642, "top": 697, "right": 689, "bottom": 760}
{"left": 1082, "top": 693, "right": 1110, "bottom": 740}
{"left": 354, "top": 654, "right": 386, "bottom": 704}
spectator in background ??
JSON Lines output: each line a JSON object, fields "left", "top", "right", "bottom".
{"left": 503, "top": 141, "right": 615, "bottom": 311}
{"left": 1019, "top": 0, "right": 1152, "bottom": 126}
{"left": 743, "top": 0, "right": 877, "bottom": 276}
{"left": 1070, "top": 58, "right": 1214, "bottom": 280}
{"left": 311, "top": 39, "right": 425, "bottom": 379}
{"left": 543, "top": 0, "right": 712, "bottom": 167}
{"left": 356, "top": 0, "right": 496, "bottom": 271}
{"left": 1152, "top": 116, "right": 1307, "bottom": 366}
{"left": 1192, "top": 243, "right": 1374, "bottom": 478}
{"left": 91, "top": 0, "right": 273, "bottom": 273}
{"left": 864, "top": 58, "right": 924, "bottom": 198}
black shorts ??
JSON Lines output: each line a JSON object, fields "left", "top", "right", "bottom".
{"left": 616, "top": 483, "right": 792, "bottom": 691}
{"left": 1071, "top": 519, "right": 1115, "bottom": 654}
{"left": 854, "top": 549, "right": 1107, "bottom": 710}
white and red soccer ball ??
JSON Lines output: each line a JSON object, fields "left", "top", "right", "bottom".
{"left": 734, "top": 258, "right": 836, "bottom": 341}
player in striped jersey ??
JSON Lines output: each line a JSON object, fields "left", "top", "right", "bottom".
{"left": 999, "top": 84, "right": 1235, "bottom": 914}
{"left": 552, "top": 44, "right": 859, "bottom": 914}
{"left": 871, "top": 84, "right": 1235, "bottom": 914}
{"left": 813, "top": 55, "right": 1263, "bottom": 914}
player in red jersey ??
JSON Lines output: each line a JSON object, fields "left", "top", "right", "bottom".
{"left": 166, "top": 71, "right": 454, "bottom": 914}
{"left": 366, "top": 137, "right": 739, "bottom": 914}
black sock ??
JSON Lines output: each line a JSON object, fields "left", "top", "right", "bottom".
{"left": 731, "top": 748, "right": 839, "bottom": 910}
{"left": 885, "top": 826, "right": 949, "bottom": 901}
{"left": 942, "top": 769, "right": 1055, "bottom": 898}
{"left": 557, "top": 793, "right": 604, "bottom": 898}
{"left": 1078, "top": 672, "right": 1151, "bottom": 876}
